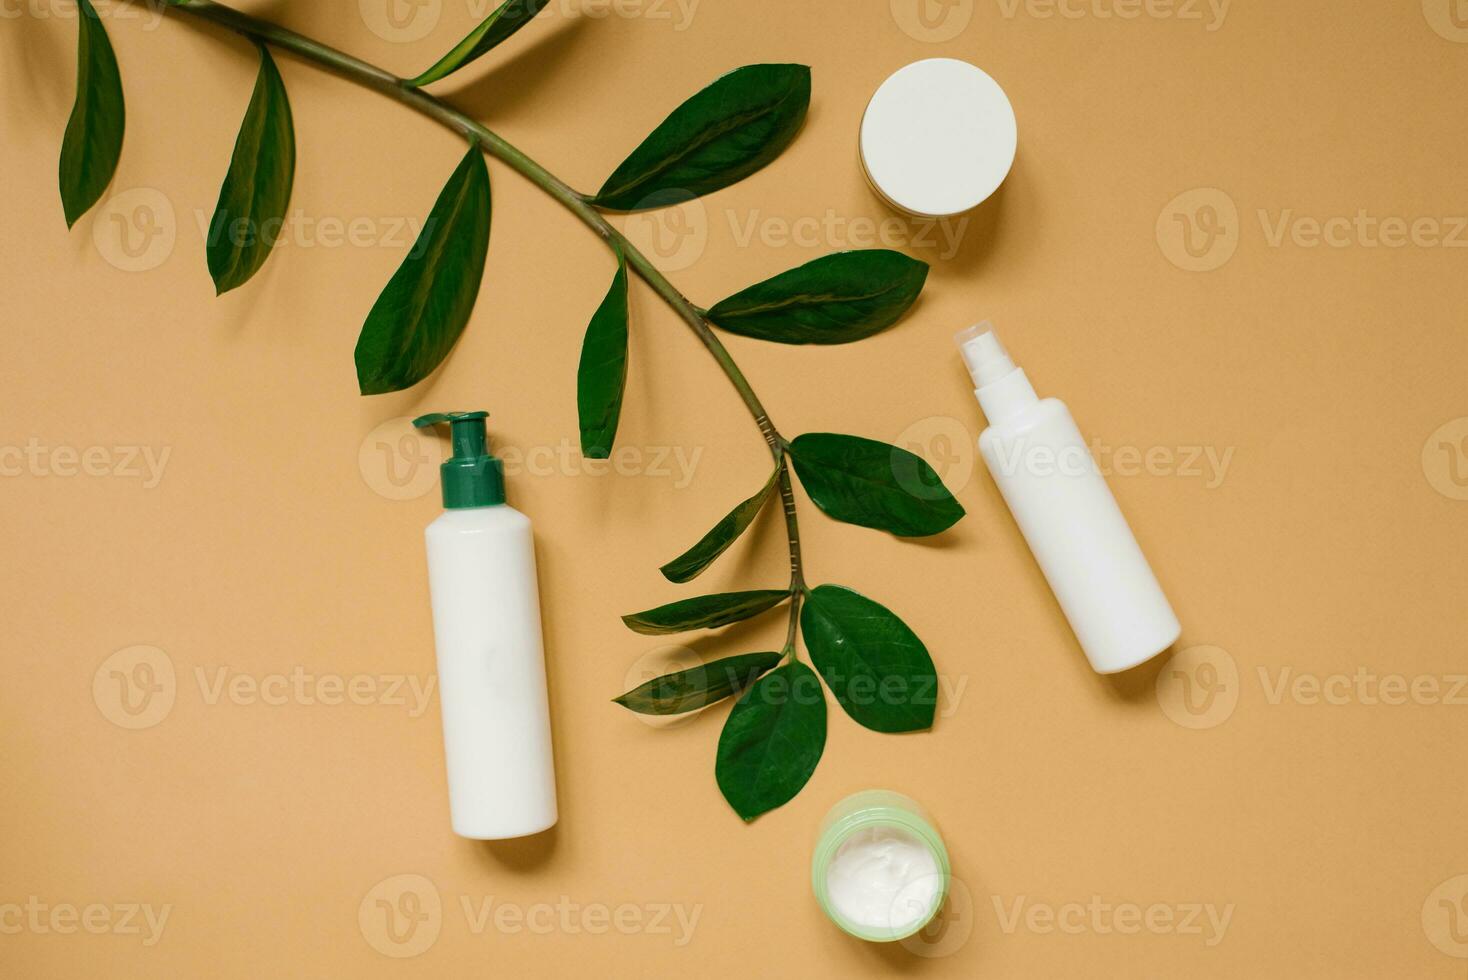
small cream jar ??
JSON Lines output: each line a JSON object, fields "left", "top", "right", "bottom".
{"left": 811, "top": 790, "right": 951, "bottom": 942}
{"left": 859, "top": 58, "right": 1018, "bottom": 218}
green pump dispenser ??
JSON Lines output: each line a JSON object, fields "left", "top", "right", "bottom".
{"left": 413, "top": 411, "right": 505, "bottom": 509}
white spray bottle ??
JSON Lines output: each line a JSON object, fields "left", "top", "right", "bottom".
{"left": 415, "top": 411, "right": 557, "bottom": 838}
{"left": 956, "top": 326, "right": 1181, "bottom": 674}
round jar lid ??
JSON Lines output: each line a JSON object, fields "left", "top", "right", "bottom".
{"left": 859, "top": 58, "right": 1017, "bottom": 218}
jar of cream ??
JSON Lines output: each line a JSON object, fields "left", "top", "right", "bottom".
{"left": 858, "top": 58, "right": 1017, "bottom": 218}
{"left": 811, "top": 790, "right": 950, "bottom": 942}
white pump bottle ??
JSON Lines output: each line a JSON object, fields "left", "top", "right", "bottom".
{"left": 957, "top": 326, "right": 1181, "bottom": 674}
{"left": 416, "top": 411, "right": 557, "bottom": 839}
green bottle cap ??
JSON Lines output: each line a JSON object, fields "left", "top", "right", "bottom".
{"left": 412, "top": 411, "right": 506, "bottom": 509}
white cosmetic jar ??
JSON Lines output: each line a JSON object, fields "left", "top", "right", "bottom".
{"left": 859, "top": 58, "right": 1017, "bottom": 219}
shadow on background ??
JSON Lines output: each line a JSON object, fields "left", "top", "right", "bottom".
{"left": 862, "top": 167, "right": 1013, "bottom": 285}
{"left": 473, "top": 822, "right": 559, "bottom": 872}
{"left": 445, "top": 15, "right": 590, "bottom": 125}
{"left": 1098, "top": 642, "right": 1173, "bottom": 704}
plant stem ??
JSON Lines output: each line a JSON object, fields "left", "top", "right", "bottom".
{"left": 166, "top": 0, "right": 807, "bottom": 620}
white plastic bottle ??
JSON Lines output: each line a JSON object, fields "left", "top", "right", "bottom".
{"left": 415, "top": 411, "right": 557, "bottom": 838}
{"left": 956, "top": 326, "right": 1181, "bottom": 673}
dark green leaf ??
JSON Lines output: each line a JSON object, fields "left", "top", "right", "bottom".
{"left": 354, "top": 143, "right": 491, "bottom": 395}
{"left": 59, "top": 0, "right": 124, "bottom": 228}
{"left": 789, "top": 432, "right": 964, "bottom": 537}
{"left": 576, "top": 250, "right": 629, "bottom": 458}
{"left": 592, "top": 64, "right": 810, "bottom": 212}
{"left": 613, "top": 652, "right": 781, "bottom": 715}
{"left": 659, "top": 469, "right": 777, "bottom": 583}
{"left": 706, "top": 250, "right": 928, "bottom": 344}
{"left": 800, "top": 584, "right": 937, "bottom": 733}
{"left": 622, "top": 589, "right": 788, "bottom": 636}
{"left": 406, "top": 0, "right": 550, "bottom": 87}
{"left": 206, "top": 45, "right": 295, "bottom": 295}
{"left": 716, "top": 661, "right": 825, "bottom": 820}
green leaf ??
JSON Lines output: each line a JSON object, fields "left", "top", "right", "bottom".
{"left": 405, "top": 0, "right": 551, "bottom": 87}
{"left": 716, "top": 661, "right": 826, "bottom": 821}
{"left": 706, "top": 250, "right": 928, "bottom": 345}
{"left": 354, "top": 143, "right": 491, "bottom": 395}
{"left": 206, "top": 45, "right": 295, "bottom": 295}
{"left": 622, "top": 589, "right": 789, "bottom": 636}
{"left": 659, "top": 469, "right": 777, "bottom": 583}
{"left": 576, "top": 250, "right": 629, "bottom": 458}
{"left": 58, "top": 0, "right": 124, "bottom": 228}
{"left": 592, "top": 64, "right": 810, "bottom": 212}
{"left": 788, "top": 432, "right": 964, "bottom": 537}
{"left": 800, "top": 584, "right": 937, "bottom": 733}
{"left": 613, "top": 652, "right": 781, "bottom": 715}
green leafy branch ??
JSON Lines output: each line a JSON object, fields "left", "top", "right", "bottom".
{"left": 57, "top": 0, "right": 967, "bottom": 820}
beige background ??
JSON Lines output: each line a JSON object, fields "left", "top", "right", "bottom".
{"left": 4, "top": 0, "right": 1468, "bottom": 975}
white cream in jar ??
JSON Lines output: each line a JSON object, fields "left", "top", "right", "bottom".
{"left": 825, "top": 826, "right": 942, "bottom": 931}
